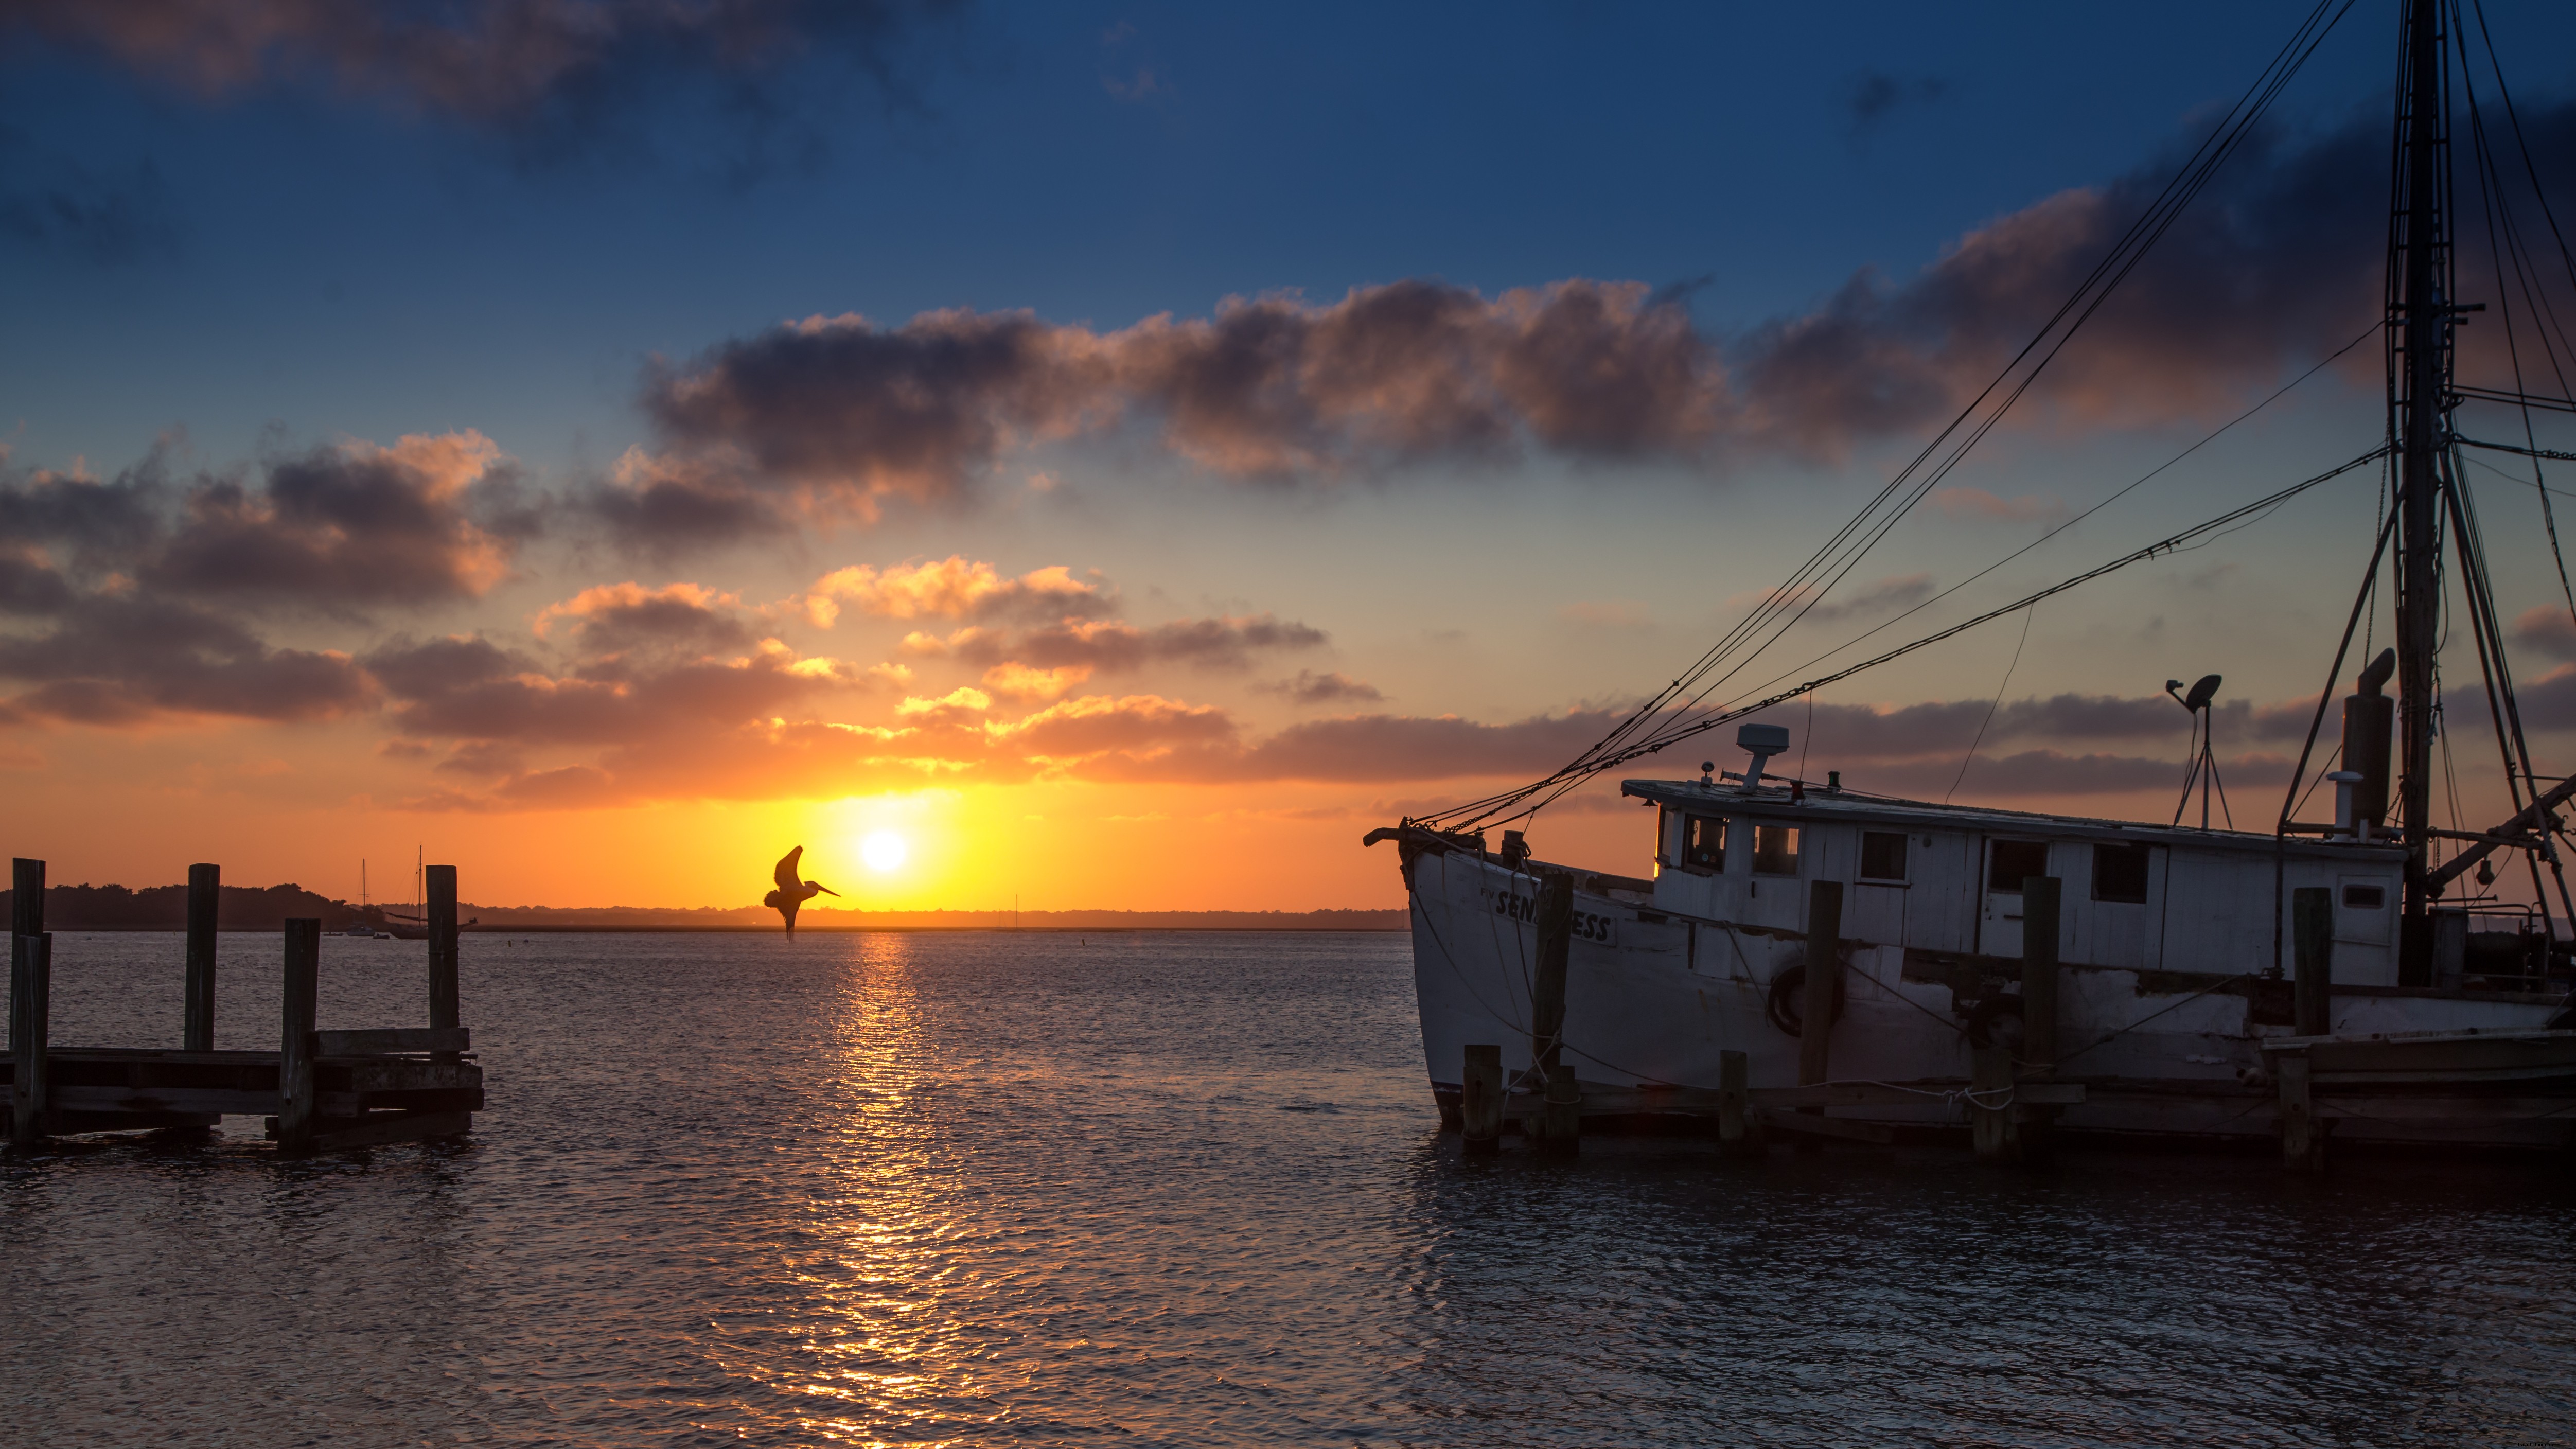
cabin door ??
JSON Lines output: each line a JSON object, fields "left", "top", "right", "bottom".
{"left": 1977, "top": 837, "right": 2051, "bottom": 958}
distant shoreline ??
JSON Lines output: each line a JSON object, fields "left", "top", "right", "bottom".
{"left": 45, "top": 923, "right": 1409, "bottom": 935}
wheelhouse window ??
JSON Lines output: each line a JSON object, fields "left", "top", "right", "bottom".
{"left": 1682, "top": 814, "right": 1727, "bottom": 872}
{"left": 2342, "top": 883, "right": 2386, "bottom": 910}
{"left": 1752, "top": 824, "right": 1801, "bottom": 876}
{"left": 1859, "top": 831, "right": 1908, "bottom": 881}
{"left": 2092, "top": 842, "right": 2151, "bottom": 904}
{"left": 1987, "top": 840, "right": 2049, "bottom": 892}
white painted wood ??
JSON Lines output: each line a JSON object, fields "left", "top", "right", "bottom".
{"left": 1408, "top": 777, "right": 2543, "bottom": 1148}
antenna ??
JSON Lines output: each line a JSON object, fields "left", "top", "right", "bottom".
{"left": 2167, "top": 673, "right": 2231, "bottom": 829}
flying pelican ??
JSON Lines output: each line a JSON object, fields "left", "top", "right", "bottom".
{"left": 764, "top": 845, "right": 839, "bottom": 933}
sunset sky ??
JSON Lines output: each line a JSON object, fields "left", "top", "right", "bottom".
{"left": 10, "top": 1, "right": 2576, "bottom": 912}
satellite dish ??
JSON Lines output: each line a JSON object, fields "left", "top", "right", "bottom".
{"left": 2166, "top": 674, "right": 2222, "bottom": 712}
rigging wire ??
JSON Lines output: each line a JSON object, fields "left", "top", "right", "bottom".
{"left": 1947, "top": 604, "right": 2036, "bottom": 805}
{"left": 1428, "top": 0, "right": 2359, "bottom": 831}
{"left": 1427, "top": 322, "right": 2382, "bottom": 831}
{"left": 1421, "top": 447, "right": 2388, "bottom": 834}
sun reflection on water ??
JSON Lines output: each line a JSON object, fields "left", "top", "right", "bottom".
{"left": 710, "top": 933, "right": 1013, "bottom": 1446}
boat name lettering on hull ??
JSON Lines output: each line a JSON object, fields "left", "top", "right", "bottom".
{"left": 1491, "top": 889, "right": 1617, "bottom": 946}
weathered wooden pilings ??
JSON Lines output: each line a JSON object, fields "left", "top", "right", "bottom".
{"left": 1530, "top": 871, "right": 1578, "bottom": 1156}
{"left": 1461, "top": 1043, "right": 1501, "bottom": 1156}
{"left": 10, "top": 936, "right": 49, "bottom": 1147}
{"left": 427, "top": 864, "right": 461, "bottom": 1065}
{"left": 184, "top": 863, "right": 219, "bottom": 1052}
{"left": 1718, "top": 1048, "right": 1764, "bottom": 1158}
{"left": 2293, "top": 886, "right": 2333, "bottom": 1038}
{"left": 10, "top": 858, "right": 48, "bottom": 1147}
{"left": 276, "top": 918, "right": 320, "bottom": 1155}
{"left": 2278, "top": 1050, "right": 2324, "bottom": 1171}
{"left": 1796, "top": 880, "right": 1843, "bottom": 1150}
{"left": 1969, "top": 1044, "right": 2013, "bottom": 1160}
{"left": 1798, "top": 880, "right": 1843, "bottom": 1086}
{"left": 2016, "top": 876, "right": 2061, "bottom": 1162}
{"left": 2284, "top": 886, "right": 2333, "bottom": 1171}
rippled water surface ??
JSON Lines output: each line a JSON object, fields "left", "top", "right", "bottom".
{"left": 6, "top": 929, "right": 2576, "bottom": 1445}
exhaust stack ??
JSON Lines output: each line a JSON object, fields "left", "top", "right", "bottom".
{"left": 2341, "top": 648, "right": 2396, "bottom": 840}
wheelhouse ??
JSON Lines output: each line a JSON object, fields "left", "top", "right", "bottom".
{"left": 1621, "top": 779, "right": 2412, "bottom": 985}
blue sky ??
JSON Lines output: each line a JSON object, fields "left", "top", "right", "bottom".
{"left": 8, "top": 1, "right": 2576, "bottom": 907}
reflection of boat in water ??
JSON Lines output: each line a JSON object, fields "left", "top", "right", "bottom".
{"left": 1374, "top": 1, "right": 2576, "bottom": 1154}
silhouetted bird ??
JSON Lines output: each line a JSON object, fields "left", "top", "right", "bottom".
{"left": 763, "top": 845, "right": 839, "bottom": 933}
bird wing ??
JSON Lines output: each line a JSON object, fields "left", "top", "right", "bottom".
{"left": 774, "top": 846, "right": 803, "bottom": 894}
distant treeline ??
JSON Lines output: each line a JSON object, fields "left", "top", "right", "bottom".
{"left": 0, "top": 883, "right": 377, "bottom": 931}
{"left": 1, "top": 885, "right": 1405, "bottom": 932}
{"left": 458, "top": 904, "right": 1408, "bottom": 931}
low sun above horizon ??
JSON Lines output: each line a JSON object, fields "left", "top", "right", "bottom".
{"left": 861, "top": 830, "right": 909, "bottom": 873}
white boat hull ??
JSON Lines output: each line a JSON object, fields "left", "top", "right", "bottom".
{"left": 1405, "top": 845, "right": 2576, "bottom": 1150}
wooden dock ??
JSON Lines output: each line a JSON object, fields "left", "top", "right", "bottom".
{"left": 6, "top": 857, "right": 486, "bottom": 1154}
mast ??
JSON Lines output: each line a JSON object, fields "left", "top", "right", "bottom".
{"left": 2392, "top": 0, "right": 2454, "bottom": 983}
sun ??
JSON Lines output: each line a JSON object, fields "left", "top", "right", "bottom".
{"left": 861, "top": 829, "right": 908, "bottom": 873}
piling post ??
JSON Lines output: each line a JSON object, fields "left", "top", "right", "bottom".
{"left": 2018, "top": 876, "right": 2061, "bottom": 1162}
{"left": 10, "top": 857, "right": 38, "bottom": 938}
{"left": 1796, "top": 880, "right": 1844, "bottom": 1151}
{"left": 1540, "top": 1062, "right": 1581, "bottom": 1155}
{"left": 277, "top": 918, "right": 320, "bottom": 1155}
{"left": 10, "top": 858, "right": 45, "bottom": 1147}
{"left": 2278, "top": 1049, "right": 2325, "bottom": 1172}
{"left": 1798, "top": 881, "right": 1843, "bottom": 1085}
{"left": 10, "top": 934, "right": 49, "bottom": 1147}
{"left": 1970, "top": 1044, "right": 2015, "bottom": 1161}
{"left": 185, "top": 863, "right": 219, "bottom": 1051}
{"left": 2292, "top": 887, "right": 2334, "bottom": 1038}
{"left": 1529, "top": 871, "right": 1578, "bottom": 1156}
{"left": 1461, "top": 1044, "right": 1502, "bottom": 1156}
{"left": 427, "top": 864, "right": 460, "bottom": 1065}
{"left": 1718, "top": 1048, "right": 1766, "bottom": 1158}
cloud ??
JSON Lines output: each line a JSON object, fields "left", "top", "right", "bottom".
{"left": 2, "top": 1, "right": 963, "bottom": 166}
{"left": 578, "top": 447, "right": 789, "bottom": 556}
{"left": 0, "top": 144, "right": 181, "bottom": 266}
{"left": 1088, "top": 707, "right": 1628, "bottom": 785}
{"left": 1257, "top": 669, "right": 1385, "bottom": 706}
{"left": 1845, "top": 72, "right": 1947, "bottom": 137}
{"left": 532, "top": 581, "right": 752, "bottom": 657}
{"left": 904, "top": 613, "right": 1326, "bottom": 672}
{"left": 631, "top": 278, "right": 1726, "bottom": 515}
{"left": 150, "top": 433, "right": 525, "bottom": 609}
{"left": 608, "top": 93, "right": 2576, "bottom": 516}
{"left": 803, "top": 556, "right": 1107, "bottom": 625}
{"left": 2512, "top": 605, "right": 2576, "bottom": 664}
{"left": 0, "top": 433, "right": 531, "bottom": 726}
{"left": 995, "top": 693, "right": 1234, "bottom": 757}
{"left": 363, "top": 630, "right": 855, "bottom": 747}
{"left": 980, "top": 662, "right": 1090, "bottom": 703}
{"left": 0, "top": 593, "right": 369, "bottom": 724}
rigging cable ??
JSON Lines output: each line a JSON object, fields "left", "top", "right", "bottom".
{"left": 1426, "top": 0, "right": 2360, "bottom": 830}
{"left": 1426, "top": 447, "right": 2388, "bottom": 832}
{"left": 1430, "top": 321, "right": 2383, "bottom": 830}
{"left": 1947, "top": 604, "right": 2035, "bottom": 805}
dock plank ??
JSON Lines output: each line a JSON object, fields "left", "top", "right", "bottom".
{"left": 314, "top": 1028, "right": 470, "bottom": 1056}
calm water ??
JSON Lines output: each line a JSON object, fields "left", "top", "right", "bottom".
{"left": 4, "top": 929, "right": 2575, "bottom": 1446}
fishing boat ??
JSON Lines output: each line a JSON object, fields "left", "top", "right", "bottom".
{"left": 1372, "top": 0, "right": 2576, "bottom": 1154}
